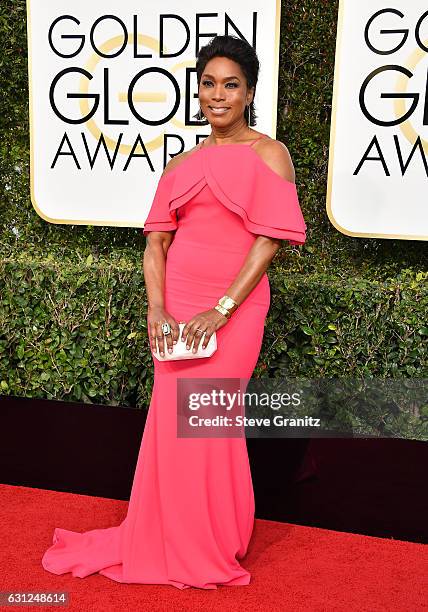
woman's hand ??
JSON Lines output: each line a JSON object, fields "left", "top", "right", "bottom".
{"left": 147, "top": 306, "right": 181, "bottom": 357}
{"left": 181, "top": 308, "right": 229, "bottom": 354}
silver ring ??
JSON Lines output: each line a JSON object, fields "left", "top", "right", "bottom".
{"left": 161, "top": 322, "right": 171, "bottom": 335}
{"left": 195, "top": 329, "right": 204, "bottom": 334}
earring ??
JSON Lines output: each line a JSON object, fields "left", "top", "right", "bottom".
{"left": 245, "top": 103, "right": 250, "bottom": 125}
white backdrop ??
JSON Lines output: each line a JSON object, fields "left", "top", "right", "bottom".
{"left": 328, "top": 0, "right": 428, "bottom": 240}
{"left": 26, "top": 0, "right": 281, "bottom": 227}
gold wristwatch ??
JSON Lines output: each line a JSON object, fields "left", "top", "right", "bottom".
{"left": 214, "top": 295, "right": 238, "bottom": 319}
{"left": 214, "top": 304, "right": 230, "bottom": 318}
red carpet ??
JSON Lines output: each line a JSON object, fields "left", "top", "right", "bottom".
{"left": 1, "top": 484, "right": 426, "bottom": 611}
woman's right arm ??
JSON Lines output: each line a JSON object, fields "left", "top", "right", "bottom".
{"left": 143, "top": 231, "right": 174, "bottom": 310}
{"left": 143, "top": 231, "right": 180, "bottom": 356}
{"left": 143, "top": 152, "right": 189, "bottom": 353}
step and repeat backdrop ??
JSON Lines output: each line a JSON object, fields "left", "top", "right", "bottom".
{"left": 26, "top": 0, "right": 428, "bottom": 241}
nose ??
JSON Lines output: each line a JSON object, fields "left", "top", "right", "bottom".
{"left": 211, "top": 84, "right": 225, "bottom": 101}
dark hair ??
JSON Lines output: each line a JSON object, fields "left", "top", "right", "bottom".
{"left": 193, "top": 35, "right": 260, "bottom": 126}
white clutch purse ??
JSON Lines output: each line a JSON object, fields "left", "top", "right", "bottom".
{"left": 152, "top": 322, "right": 217, "bottom": 361}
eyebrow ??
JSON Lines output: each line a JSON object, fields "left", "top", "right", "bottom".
{"left": 201, "top": 73, "right": 241, "bottom": 81}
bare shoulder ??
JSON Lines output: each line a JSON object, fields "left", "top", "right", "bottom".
{"left": 161, "top": 144, "right": 200, "bottom": 178}
{"left": 253, "top": 137, "right": 296, "bottom": 183}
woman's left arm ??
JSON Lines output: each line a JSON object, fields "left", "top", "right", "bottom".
{"left": 181, "top": 140, "right": 295, "bottom": 352}
{"left": 220, "top": 139, "right": 296, "bottom": 305}
{"left": 222, "top": 234, "right": 281, "bottom": 304}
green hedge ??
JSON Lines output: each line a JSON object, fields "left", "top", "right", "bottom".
{"left": 0, "top": 260, "right": 426, "bottom": 408}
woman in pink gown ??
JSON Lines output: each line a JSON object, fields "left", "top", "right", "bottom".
{"left": 41, "top": 36, "right": 307, "bottom": 590}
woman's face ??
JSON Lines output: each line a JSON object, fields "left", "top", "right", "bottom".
{"left": 198, "top": 56, "right": 254, "bottom": 127}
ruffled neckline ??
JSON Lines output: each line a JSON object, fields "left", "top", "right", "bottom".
{"left": 161, "top": 141, "right": 297, "bottom": 188}
{"left": 143, "top": 140, "right": 307, "bottom": 244}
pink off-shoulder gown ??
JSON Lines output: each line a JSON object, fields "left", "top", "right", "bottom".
{"left": 41, "top": 133, "right": 307, "bottom": 589}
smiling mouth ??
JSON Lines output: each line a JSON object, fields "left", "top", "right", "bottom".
{"left": 208, "top": 107, "right": 230, "bottom": 114}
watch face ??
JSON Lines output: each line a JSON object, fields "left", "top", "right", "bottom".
{"left": 220, "top": 297, "right": 235, "bottom": 309}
